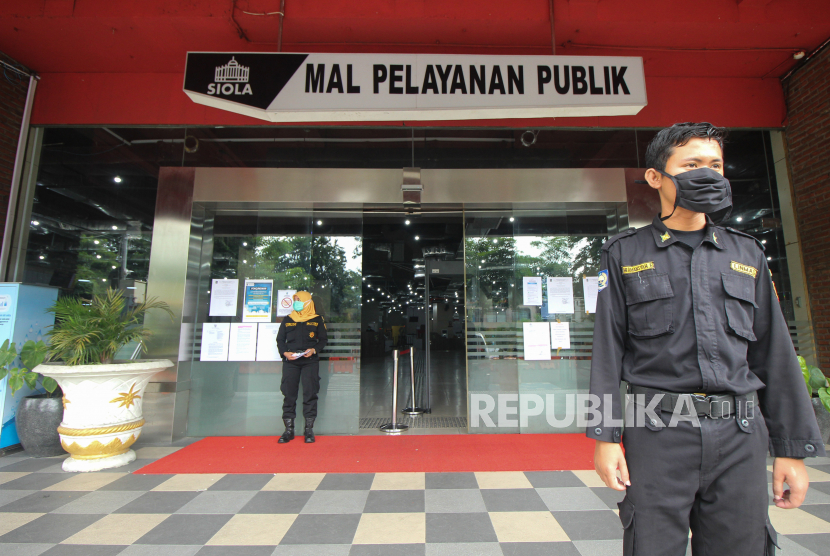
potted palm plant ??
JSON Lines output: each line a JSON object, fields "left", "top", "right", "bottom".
{"left": 0, "top": 339, "right": 63, "bottom": 457}
{"left": 800, "top": 356, "right": 830, "bottom": 444}
{"left": 32, "top": 289, "right": 174, "bottom": 472}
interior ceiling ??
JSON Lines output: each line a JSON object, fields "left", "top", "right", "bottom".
{"left": 1, "top": 0, "right": 828, "bottom": 80}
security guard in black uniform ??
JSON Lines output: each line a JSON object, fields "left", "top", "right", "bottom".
{"left": 276, "top": 291, "right": 328, "bottom": 444}
{"left": 588, "top": 122, "right": 825, "bottom": 555}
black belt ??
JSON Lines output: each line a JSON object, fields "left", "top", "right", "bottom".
{"left": 629, "top": 385, "right": 757, "bottom": 419}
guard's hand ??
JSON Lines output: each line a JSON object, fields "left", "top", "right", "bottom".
{"left": 284, "top": 352, "right": 295, "bottom": 360}
{"left": 302, "top": 349, "right": 315, "bottom": 358}
{"left": 773, "top": 457, "right": 809, "bottom": 509}
{"left": 594, "top": 440, "right": 630, "bottom": 491}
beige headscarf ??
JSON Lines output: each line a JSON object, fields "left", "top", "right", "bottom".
{"left": 289, "top": 291, "right": 318, "bottom": 322}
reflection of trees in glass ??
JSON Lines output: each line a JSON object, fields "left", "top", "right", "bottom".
{"left": 125, "top": 235, "right": 152, "bottom": 282}
{"left": 528, "top": 236, "right": 605, "bottom": 281}
{"left": 76, "top": 235, "right": 119, "bottom": 295}
{"left": 213, "top": 235, "right": 361, "bottom": 323}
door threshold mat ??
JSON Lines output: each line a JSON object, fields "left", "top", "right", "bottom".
{"left": 359, "top": 416, "right": 467, "bottom": 429}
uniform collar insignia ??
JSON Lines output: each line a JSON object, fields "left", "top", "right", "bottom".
{"left": 660, "top": 232, "right": 671, "bottom": 242}
{"left": 713, "top": 232, "right": 718, "bottom": 244}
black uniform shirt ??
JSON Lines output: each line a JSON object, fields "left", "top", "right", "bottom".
{"left": 276, "top": 315, "right": 328, "bottom": 360}
{"left": 587, "top": 215, "right": 825, "bottom": 458}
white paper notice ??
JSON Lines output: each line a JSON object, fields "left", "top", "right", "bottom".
{"left": 209, "top": 279, "right": 239, "bottom": 317}
{"left": 276, "top": 290, "right": 297, "bottom": 317}
{"left": 550, "top": 321, "right": 571, "bottom": 350}
{"left": 522, "top": 276, "right": 543, "bottom": 306}
{"left": 547, "top": 277, "right": 575, "bottom": 314}
{"left": 522, "top": 322, "right": 552, "bottom": 361}
{"left": 583, "top": 277, "right": 599, "bottom": 314}
{"left": 229, "top": 323, "right": 258, "bottom": 361}
{"left": 256, "top": 323, "right": 282, "bottom": 361}
{"left": 200, "top": 323, "right": 231, "bottom": 361}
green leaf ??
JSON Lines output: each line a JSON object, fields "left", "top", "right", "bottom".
{"left": 42, "top": 376, "right": 58, "bottom": 394}
{"left": 809, "top": 367, "right": 828, "bottom": 391}
{"left": 819, "top": 387, "right": 830, "bottom": 414}
{"left": 7, "top": 373, "right": 23, "bottom": 395}
{"left": 22, "top": 372, "right": 38, "bottom": 390}
{"left": 20, "top": 340, "right": 48, "bottom": 370}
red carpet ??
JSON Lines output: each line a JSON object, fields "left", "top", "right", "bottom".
{"left": 135, "top": 434, "right": 595, "bottom": 474}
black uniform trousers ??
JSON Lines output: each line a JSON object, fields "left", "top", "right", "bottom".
{"left": 280, "top": 358, "right": 321, "bottom": 420}
{"left": 619, "top": 406, "right": 777, "bottom": 556}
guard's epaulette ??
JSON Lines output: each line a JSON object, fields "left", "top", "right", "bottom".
{"left": 724, "top": 227, "right": 765, "bottom": 252}
{"left": 601, "top": 227, "right": 639, "bottom": 251}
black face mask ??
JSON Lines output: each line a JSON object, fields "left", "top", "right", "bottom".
{"left": 657, "top": 167, "right": 733, "bottom": 224}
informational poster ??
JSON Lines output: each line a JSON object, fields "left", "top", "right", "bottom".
{"left": 522, "top": 322, "right": 552, "bottom": 361}
{"left": 522, "top": 276, "right": 543, "bottom": 306}
{"left": 547, "top": 277, "right": 575, "bottom": 314}
{"left": 583, "top": 276, "right": 599, "bottom": 314}
{"left": 229, "top": 323, "right": 258, "bottom": 361}
{"left": 256, "top": 323, "right": 282, "bottom": 361}
{"left": 550, "top": 321, "right": 571, "bottom": 350}
{"left": 243, "top": 279, "right": 273, "bottom": 322}
{"left": 209, "top": 278, "right": 239, "bottom": 316}
{"left": 200, "top": 323, "right": 231, "bottom": 361}
{"left": 276, "top": 290, "right": 297, "bottom": 317}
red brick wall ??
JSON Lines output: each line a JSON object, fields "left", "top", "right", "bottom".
{"left": 785, "top": 43, "right": 830, "bottom": 369}
{"left": 0, "top": 52, "right": 30, "bottom": 247}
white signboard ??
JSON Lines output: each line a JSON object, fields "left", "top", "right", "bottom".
{"left": 243, "top": 279, "right": 273, "bottom": 322}
{"left": 547, "top": 277, "right": 575, "bottom": 314}
{"left": 583, "top": 276, "right": 599, "bottom": 314}
{"left": 256, "top": 323, "right": 283, "bottom": 361}
{"left": 550, "top": 321, "right": 571, "bottom": 350}
{"left": 276, "top": 290, "right": 297, "bottom": 317}
{"left": 523, "top": 322, "right": 552, "bottom": 361}
{"left": 229, "top": 323, "right": 258, "bottom": 361}
{"left": 209, "top": 278, "right": 239, "bottom": 317}
{"left": 184, "top": 53, "right": 647, "bottom": 122}
{"left": 522, "top": 276, "right": 543, "bottom": 306}
{"left": 200, "top": 323, "right": 231, "bottom": 361}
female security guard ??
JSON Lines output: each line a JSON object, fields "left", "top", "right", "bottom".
{"left": 276, "top": 291, "right": 328, "bottom": 444}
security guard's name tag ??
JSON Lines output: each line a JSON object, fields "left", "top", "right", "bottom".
{"left": 307, "top": 321, "right": 318, "bottom": 327}
{"left": 730, "top": 261, "right": 758, "bottom": 278}
{"left": 622, "top": 262, "right": 655, "bottom": 274}
{"left": 286, "top": 322, "right": 297, "bottom": 327}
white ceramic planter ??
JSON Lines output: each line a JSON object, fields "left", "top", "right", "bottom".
{"left": 33, "top": 359, "right": 173, "bottom": 472}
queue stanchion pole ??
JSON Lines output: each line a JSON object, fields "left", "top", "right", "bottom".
{"left": 402, "top": 346, "right": 424, "bottom": 415}
{"left": 380, "top": 349, "right": 409, "bottom": 433}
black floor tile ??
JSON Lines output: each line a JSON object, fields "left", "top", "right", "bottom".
{"left": 40, "top": 545, "right": 127, "bottom": 556}
{"left": 363, "top": 490, "right": 425, "bottom": 513}
{"left": 239, "top": 491, "right": 313, "bottom": 514}
{"left": 787, "top": 533, "right": 830, "bottom": 556}
{"left": 98, "top": 475, "right": 174, "bottom": 492}
{"left": 0, "top": 459, "right": 65, "bottom": 473}
{"left": 114, "top": 492, "right": 200, "bottom": 514}
{"left": 195, "top": 547, "right": 275, "bottom": 556}
{"left": 0, "top": 491, "right": 86, "bottom": 513}
{"left": 0, "top": 514, "right": 105, "bottom": 544}
{"left": 550, "top": 510, "right": 624, "bottom": 541}
{"left": 349, "top": 544, "right": 425, "bottom": 556}
{"left": 0, "top": 474, "right": 71, "bottom": 491}
{"left": 501, "top": 542, "right": 581, "bottom": 555}
{"left": 425, "top": 473, "right": 478, "bottom": 490}
{"left": 317, "top": 474, "right": 375, "bottom": 491}
{"left": 425, "top": 513, "right": 498, "bottom": 543}
{"left": 280, "top": 514, "right": 362, "bottom": 545}
{"left": 135, "top": 514, "right": 233, "bottom": 545}
{"left": 480, "top": 489, "right": 547, "bottom": 512}
{"left": 588, "top": 487, "right": 627, "bottom": 510}
{"left": 801, "top": 504, "right": 830, "bottom": 522}
{"left": 208, "top": 475, "right": 273, "bottom": 491}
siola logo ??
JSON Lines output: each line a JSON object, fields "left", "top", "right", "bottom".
{"left": 208, "top": 57, "right": 253, "bottom": 96}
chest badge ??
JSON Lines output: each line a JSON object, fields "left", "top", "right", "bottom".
{"left": 660, "top": 232, "right": 671, "bottom": 242}
{"left": 730, "top": 261, "right": 758, "bottom": 278}
{"left": 309, "top": 332, "right": 315, "bottom": 338}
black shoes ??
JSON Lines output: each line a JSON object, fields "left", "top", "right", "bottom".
{"left": 278, "top": 418, "right": 295, "bottom": 443}
{"left": 305, "top": 417, "right": 315, "bottom": 443}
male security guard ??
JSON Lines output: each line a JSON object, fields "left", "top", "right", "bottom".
{"left": 588, "top": 122, "right": 824, "bottom": 555}
{"left": 276, "top": 291, "right": 328, "bottom": 444}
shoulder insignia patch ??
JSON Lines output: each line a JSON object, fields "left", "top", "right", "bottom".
{"left": 597, "top": 270, "right": 609, "bottom": 291}
{"left": 730, "top": 261, "right": 758, "bottom": 278}
{"left": 660, "top": 232, "right": 671, "bottom": 242}
{"left": 622, "top": 262, "right": 655, "bottom": 274}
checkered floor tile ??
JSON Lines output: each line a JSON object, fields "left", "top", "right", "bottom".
{"left": 1, "top": 440, "right": 829, "bottom": 555}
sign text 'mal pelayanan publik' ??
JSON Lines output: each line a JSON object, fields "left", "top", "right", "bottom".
{"left": 183, "top": 53, "right": 646, "bottom": 122}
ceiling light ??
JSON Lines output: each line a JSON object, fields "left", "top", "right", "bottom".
{"left": 94, "top": 240, "right": 100, "bottom": 244}
{"left": 415, "top": 236, "right": 420, "bottom": 240}
{"left": 493, "top": 239, "right": 498, "bottom": 244}
{"left": 96, "top": 255, "right": 101, "bottom": 259}
{"left": 102, "top": 278, "right": 107, "bottom": 282}
{"left": 114, "top": 176, "right": 122, "bottom": 183}
{"left": 243, "top": 242, "right": 248, "bottom": 247}
{"left": 767, "top": 256, "right": 772, "bottom": 261}
{"left": 509, "top": 217, "right": 515, "bottom": 222}
{"left": 38, "top": 255, "right": 44, "bottom": 260}
{"left": 112, "top": 225, "right": 118, "bottom": 230}
{"left": 317, "top": 220, "right": 323, "bottom": 226}
{"left": 405, "top": 219, "right": 411, "bottom": 225}
{"left": 112, "top": 265, "right": 117, "bottom": 269}
{"left": 243, "top": 260, "right": 247, "bottom": 263}
{"left": 761, "top": 240, "right": 767, "bottom": 244}
{"left": 31, "top": 220, "right": 39, "bottom": 226}
{"left": 736, "top": 217, "right": 743, "bottom": 222}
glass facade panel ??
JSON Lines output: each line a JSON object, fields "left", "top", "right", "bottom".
{"left": 186, "top": 208, "right": 362, "bottom": 436}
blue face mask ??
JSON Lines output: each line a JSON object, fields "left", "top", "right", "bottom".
{"left": 293, "top": 300, "right": 306, "bottom": 312}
